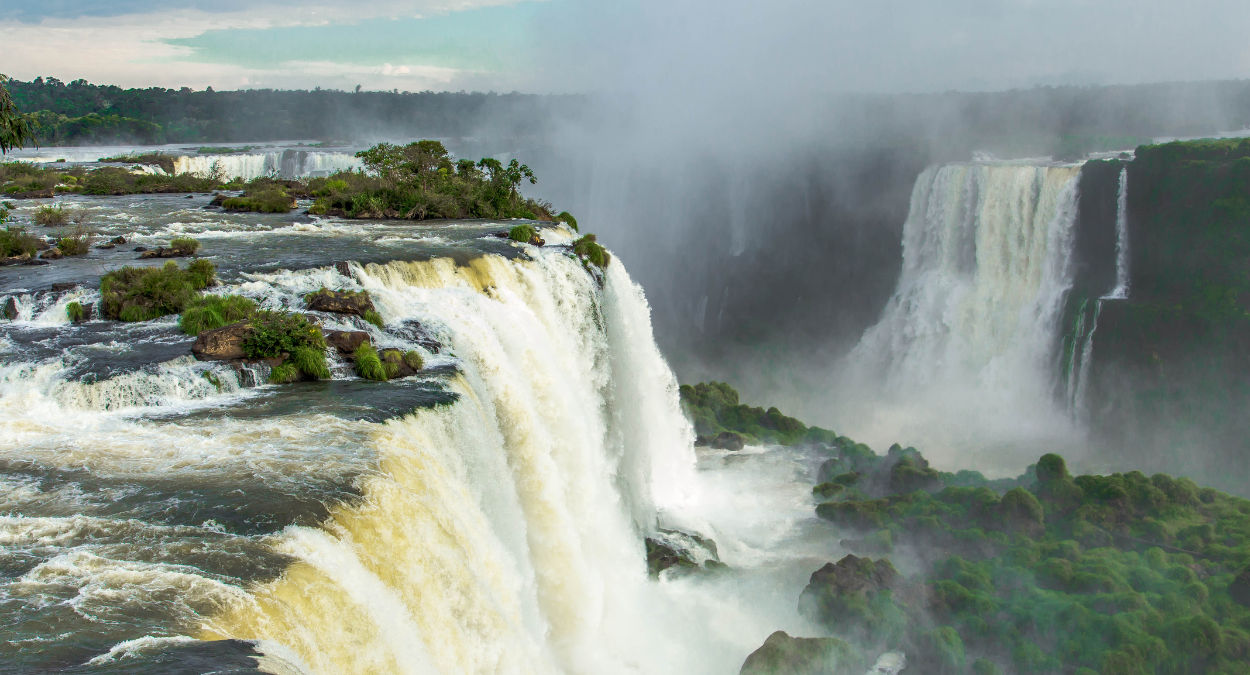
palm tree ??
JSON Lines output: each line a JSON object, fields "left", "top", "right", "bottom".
{"left": 0, "top": 74, "right": 36, "bottom": 154}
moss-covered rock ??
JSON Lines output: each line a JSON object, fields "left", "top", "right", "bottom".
{"left": 739, "top": 631, "right": 863, "bottom": 675}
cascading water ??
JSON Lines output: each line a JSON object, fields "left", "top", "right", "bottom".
{"left": 1105, "top": 167, "right": 1131, "bottom": 300}
{"left": 171, "top": 151, "right": 362, "bottom": 180}
{"left": 843, "top": 162, "right": 1083, "bottom": 462}
{"left": 2, "top": 197, "right": 838, "bottom": 674}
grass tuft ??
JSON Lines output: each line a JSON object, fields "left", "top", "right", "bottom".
{"left": 403, "top": 350, "right": 424, "bottom": 371}
{"left": 556, "top": 211, "right": 578, "bottom": 232}
{"left": 179, "top": 294, "right": 257, "bottom": 335}
{"left": 100, "top": 260, "right": 217, "bottom": 321}
{"left": 509, "top": 224, "right": 538, "bottom": 243}
{"left": 363, "top": 309, "right": 385, "bottom": 329}
{"left": 34, "top": 205, "right": 68, "bottom": 226}
{"left": 572, "top": 234, "right": 611, "bottom": 269}
{"left": 268, "top": 362, "right": 301, "bottom": 384}
{"left": 354, "top": 343, "right": 388, "bottom": 381}
{"left": 65, "top": 301, "right": 83, "bottom": 321}
{"left": 0, "top": 225, "right": 39, "bottom": 257}
{"left": 289, "top": 345, "right": 331, "bottom": 379}
{"left": 169, "top": 237, "right": 201, "bottom": 256}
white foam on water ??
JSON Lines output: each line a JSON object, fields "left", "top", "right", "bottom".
{"left": 85, "top": 635, "right": 201, "bottom": 665}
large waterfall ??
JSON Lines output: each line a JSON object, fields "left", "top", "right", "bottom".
{"left": 172, "top": 150, "right": 362, "bottom": 180}
{"left": 843, "top": 162, "right": 1083, "bottom": 460}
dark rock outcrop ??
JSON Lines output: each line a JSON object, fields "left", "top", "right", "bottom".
{"left": 50, "top": 283, "right": 79, "bottom": 292}
{"left": 325, "top": 330, "right": 371, "bottom": 355}
{"left": 306, "top": 289, "right": 375, "bottom": 317}
{"left": 40, "top": 247, "right": 63, "bottom": 260}
{"left": 139, "top": 247, "right": 192, "bottom": 259}
{"left": 192, "top": 321, "right": 251, "bottom": 360}
{"left": 3, "top": 297, "right": 17, "bottom": 320}
{"left": 798, "top": 555, "right": 911, "bottom": 647}
{"left": 645, "top": 528, "right": 724, "bottom": 576}
{"left": 378, "top": 348, "right": 421, "bottom": 378}
{"left": 1, "top": 253, "right": 31, "bottom": 266}
{"left": 739, "top": 631, "right": 861, "bottom": 675}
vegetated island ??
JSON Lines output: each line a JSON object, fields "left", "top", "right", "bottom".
{"left": 679, "top": 381, "right": 1250, "bottom": 675}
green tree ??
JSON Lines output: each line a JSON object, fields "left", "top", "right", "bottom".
{"left": 0, "top": 74, "right": 36, "bottom": 154}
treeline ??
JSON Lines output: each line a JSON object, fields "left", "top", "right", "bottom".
{"left": 6, "top": 77, "right": 583, "bottom": 145}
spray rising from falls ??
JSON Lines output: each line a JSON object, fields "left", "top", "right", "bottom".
{"left": 846, "top": 162, "right": 1083, "bottom": 457}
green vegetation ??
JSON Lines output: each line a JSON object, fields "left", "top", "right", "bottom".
{"left": 56, "top": 232, "right": 89, "bottom": 255}
{"left": 80, "top": 167, "right": 220, "bottom": 195}
{"left": 196, "top": 146, "right": 259, "bottom": 155}
{"left": 179, "top": 294, "right": 257, "bottom": 335}
{"left": 572, "top": 234, "right": 611, "bottom": 269}
{"left": 34, "top": 205, "right": 67, "bottom": 226}
{"left": 65, "top": 301, "right": 83, "bottom": 322}
{"left": 99, "top": 260, "right": 216, "bottom": 321}
{"left": 0, "top": 74, "right": 35, "bottom": 154}
{"left": 362, "top": 309, "right": 385, "bottom": 329}
{"left": 237, "top": 310, "right": 330, "bottom": 384}
{"left": 353, "top": 343, "right": 388, "bottom": 381}
{"left": 679, "top": 381, "right": 837, "bottom": 446}
{"left": 508, "top": 223, "right": 538, "bottom": 243}
{"left": 97, "top": 152, "right": 176, "bottom": 174}
{"left": 805, "top": 447, "right": 1250, "bottom": 675}
{"left": 168, "top": 237, "right": 201, "bottom": 256}
{"left": 0, "top": 225, "right": 38, "bottom": 257}
{"left": 306, "top": 140, "right": 554, "bottom": 220}
{"left": 30, "top": 110, "right": 162, "bottom": 146}
{"left": 402, "top": 350, "right": 423, "bottom": 371}
{"left": 556, "top": 211, "right": 578, "bottom": 232}
{"left": 221, "top": 187, "right": 294, "bottom": 213}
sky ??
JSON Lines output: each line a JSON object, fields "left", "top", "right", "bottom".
{"left": 1, "top": 0, "right": 1250, "bottom": 94}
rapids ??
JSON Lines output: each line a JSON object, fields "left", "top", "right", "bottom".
{"left": 2, "top": 194, "right": 846, "bottom": 674}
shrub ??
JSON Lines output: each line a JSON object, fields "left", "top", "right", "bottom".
{"left": 169, "top": 237, "right": 201, "bottom": 256}
{"left": 241, "top": 310, "right": 326, "bottom": 359}
{"left": 56, "top": 228, "right": 90, "bottom": 256}
{"left": 354, "top": 343, "right": 388, "bottom": 381}
{"left": 34, "top": 204, "right": 68, "bottom": 226}
{"left": 363, "top": 309, "right": 385, "bottom": 329}
{"left": 557, "top": 211, "right": 578, "bottom": 232}
{"left": 0, "top": 225, "right": 38, "bottom": 257}
{"left": 403, "top": 350, "right": 423, "bottom": 371}
{"left": 179, "top": 294, "right": 258, "bottom": 335}
{"left": 573, "top": 234, "right": 611, "bottom": 269}
{"left": 100, "top": 260, "right": 216, "bottom": 321}
{"left": 508, "top": 224, "right": 538, "bottom": 243}
{"left": 222, "top": 190, "right": 293, "bottom": 213}
{"left": 66, "top": 301, "right": 83, "bottom": 321}
{"left": 268, "top": 362, "right": 301, "bottom": 384}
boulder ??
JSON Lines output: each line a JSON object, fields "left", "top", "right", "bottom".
{"left": 306, "top": 289, "right": 376, "bottom": 317}
{"left": 334, "top": 261, "right": 354, "bottom": 279}
{"left": 40, "top": 247, "right": 64, "bottom": 260}
{"left": 34, "top": 238, "right": 51, "bottom": 251}
{"left": 134, "top": 246, "right": 148, "bottom": 252}
{"left": 326, "top": 330, "right": 371, "bottom": 355}
{"left": 740, "top": 631, "right": 862, "bottom": 675}
{"left": 192, "top": 321, "right": 252, "bottom": 361}
{"left": 1, "top": 252, "right": 31, "bottom": 266}
{"left": 379, "top": 348, "right": 422, "bottom": 378}
{"left": 139, "top": 247, "right": 192, "bottom": 259}
{"left": 208, "top": 194, "right": 226, "bottom": 207}
{"left": 51, "top": 282, "right": 79, "bottom": 292}
{"left": 95, "top": 242, "right": 116, "bottom": 249}
{"left": 111, "top": 236, "right": 127, "bottom": 245}
{"left": 711, "top": 431, "right": 746, "bottom": 451}
{"left": 3, "top": 297, "right": 17, "bottom": 320}
{"left": 798, "top": 555, "right": 909, "bottom": 646}
{"left": 645, "top": 528, "right": 723, "bottom": 576}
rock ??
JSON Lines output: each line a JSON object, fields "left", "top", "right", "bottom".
{"left": 305, "top": 289, "right": 376, "bottom": 317}
{"left": 186, "top": 195, "right": 194, "bottom": 199}
{"left": 528, "top": 235, "right": 546, "bottom": 246}
{"left": 492, "top": 230, "right": 510, "bottom": 238}
{"left": 645, "top": 528, "right": 723, "bottom": 576}
{"left": 23, "top": 259, "right": 50, "bottom": 266}
{"left": 138, "top": 247, "right": 192, "bottom": 259}
{"left": 710, "top": 431, "right": 746, "bottom": 451}
{"left": 325, "top": 330, "right": 371, "bottom": 355}
{"left": 34, "top": 238, "right": 51, "bottom": 251}
{"left": 1, "top": 252, "right": 31, "bottom": 266}
{"left": 192, "top": 321, "right": 252, "bottom": 361}
{"left": 134, "top": 246, "right": 148, "bottom": 252}
{"left": 798, "top": 555, "right": 909, "bottom": 646}
{"left": 208, "top": 194, "right": 226, "bottom": 207}
{"left": 334, "top": 261, "right": 353, "bottom": 279}
{"left": 111, "top": 236, "right": 127, "bottom": 244}
{"left": 739, "top": 631, "right": 862, "bottom": 675}
{"left": 71, "top": 303, "right": 95, "bottom": 323}
{"left": 1230, "top": 568, "right": 1250, "bottom": 607}
{"left": 95, "top": 242, "right": 116, "bottom": 249}
{"left": 378, "top": 348, "right": 422, "bottom": 378}
{"left": 3, "top": 297, "right": 17, "bottom": 320}
{"left": 40, "top": 247, "right": 63, "bottom": 260}
{"left": 50, "top": 282, "right": 79, "bottom": 292}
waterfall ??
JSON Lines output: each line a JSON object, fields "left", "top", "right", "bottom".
{"left": 845, "top": 162, "right": 1082, "bottom": 453}
{"left": 1105, "top": 167, "right": 1131, "bottom": 299}
{"left": 171, "top": 151, "right": 362, "bottom": 180}
{"left": 196, "top": 253, "right": 701, "bottom": 675}
{"left": 1061, "top": 298, "right": 1102, "bottom": 420}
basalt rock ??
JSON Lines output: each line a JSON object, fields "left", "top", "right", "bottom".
{"left": 34, "top": 238, "right": 51, "bottom": 251}
{"left": 192, "top": 321, "right": 251, "bottom": 361}
{"left": 3, "top": 297, "right": 17, "bottom": 320}
{"left": 139, "top": 247, "right": 193, "bottom": 259}
{"left": 645, "top": 528, "right": 724, "bottom": 576}
{"left": 133, "top": 246, "right": 148, "bottom": 252}
{"left": 306, "top": 289, "right": 376, "bottom": 317}
{"left": 1, "top": 252, "right": 31, "bottom": 266}
{"left": 40, "top": 247, "right": 63, "bottom": 260}
{"left": 379, "top": 348, "right": 421, "bottom": 378}
{"left": 739, "top": 631, "right": 862, "bottom": 675}
{"left": 798, "top": 555, "right": 911, "bottom": 647}
{"left": 50, "top": 283, "right": 79, "bottom": 292}
{"left": 325, "top": 330, "right": 371, "bottom": 355}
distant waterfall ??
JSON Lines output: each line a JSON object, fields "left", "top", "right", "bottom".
{"left": 1062, "top": 298, "right": 1102, "bottom": 420}
{"left": 1105, "top": 167, "right": 1131, "bottom": 299}
{"left": 846, "top": 162, "right": 1082, "bottom": 451}
{"left": 172, "top": 150, "right": 361, "bottom": 180}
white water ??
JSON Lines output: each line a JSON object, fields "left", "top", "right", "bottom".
{"left": 172, "top": 151, "right": 361, "bottom": 180}
{"left": 843, "top": 162, "right": 1083, "bottom": 465}
{"left": 1105, "top": 167, "right": 1131, "bottom": 300}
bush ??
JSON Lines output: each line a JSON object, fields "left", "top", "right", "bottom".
{"left": 34, "top": 204, "right": 68, "bottom": 226}
{"left": 169, "top": 237, "right": 200, "bottom": 256}
{"left": 508, "top": 224, "right": 538, "bottom": 243}
{"left": 354, "top": 343, "right": 388, "bottom": 381}
{"left": 403, "top": 350, "right": 423, "bottom": 371}
{"left": 222, "top": 190, "right": 293, "bottom": 213}
{"left": 241, "top": 310, "right": 325, "bottom": 359}
{"left": 556, "top": 211, "right": 578, "bottom": 232}
{"left": 179, "top": 294, "right": 257, "bottom": 335}
{"left": 0, "top": 225, "right": 38, "bottom": 257}
{"left": 65, "top": 301, "right": 83, "bottom": 321}
{"left": 56, "top": 226, "right": 90, "bottom": 255}
{"left": 572, "top": 234, "right": 611, "bottom": 269}
{"left": 100, "top": 260, "right": 216, "bottom": 321}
